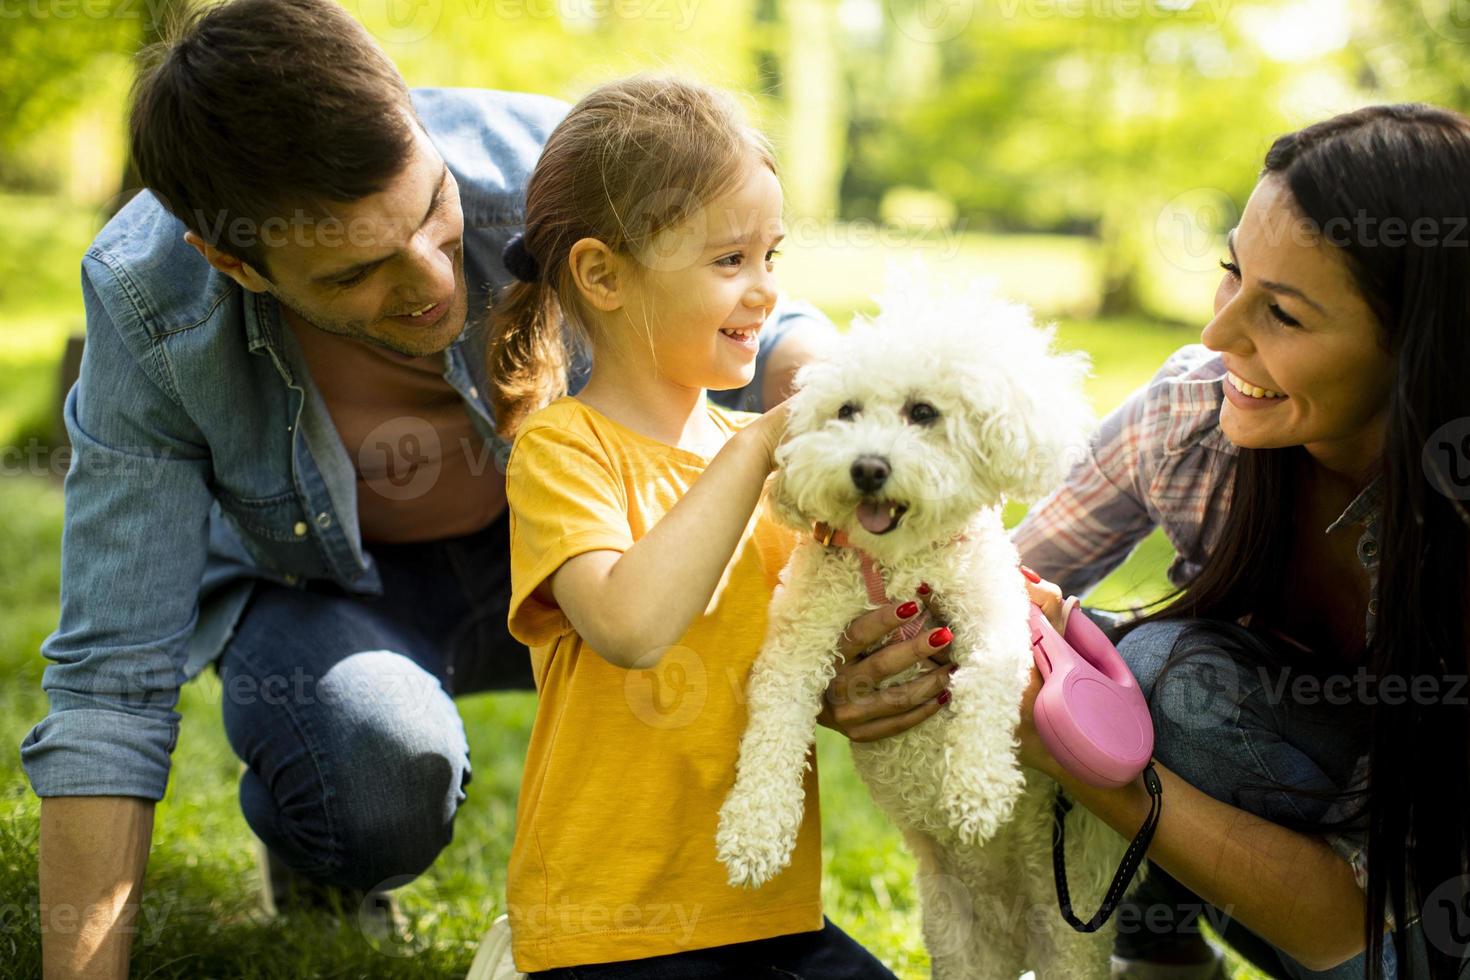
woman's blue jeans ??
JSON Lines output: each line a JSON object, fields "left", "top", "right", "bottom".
{"left": 1113, "top": 619, "right": 1434, "bottom": 979}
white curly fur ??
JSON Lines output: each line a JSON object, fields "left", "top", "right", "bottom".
{"left": 717, "top": 264, "right": 1147, "bottom": 979}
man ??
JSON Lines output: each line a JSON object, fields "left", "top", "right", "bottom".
{"left": 23, "top": 1, "right": 960, "bottom": 976}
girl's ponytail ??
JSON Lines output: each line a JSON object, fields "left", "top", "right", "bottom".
{"left": 486, "top": 271, "right": 569, "bottom": 442}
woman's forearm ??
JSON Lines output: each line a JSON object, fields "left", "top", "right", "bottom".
{"left": 1048, "top": 760, "right": 1378, "bottom": 971}
{"left": 594, "top": 426, "right": 773, "bottom": 664}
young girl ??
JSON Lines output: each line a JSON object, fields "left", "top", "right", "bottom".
{"left": 486, "top": 75, "right": 909, "bottom": 978}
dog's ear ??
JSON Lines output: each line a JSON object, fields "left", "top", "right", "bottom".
{"left": 764, "top": 357, "right": 840, "bottom": 532}
{"left": 954, "top": 313, "right": 1095, "bottom": 504}
{"left": 765, "top": 464, "right": 810, "bottom": 532}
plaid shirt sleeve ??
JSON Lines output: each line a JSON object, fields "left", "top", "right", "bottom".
{"left": 1012, "top": 344, "right": 1236, "bottom": 600}
{"left": 1011, "top": 353, "right": 1181, "bottom": 598}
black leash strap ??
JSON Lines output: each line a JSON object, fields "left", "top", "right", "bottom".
{"left": 1052, "top": 760, "right": 1163, "bottom": 933}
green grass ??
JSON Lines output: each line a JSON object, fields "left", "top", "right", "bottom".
{"left": 0, "top": 196, "right": 1268, "bottom": 978}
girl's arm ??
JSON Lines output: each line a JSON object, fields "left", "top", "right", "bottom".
{"left": 544, "top": 406, "right": 787, "bottom": 669}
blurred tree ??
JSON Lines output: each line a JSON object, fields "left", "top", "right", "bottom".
{"left": 843, "top": 0, "right": 1294, "bottom": 316}
{"left": 7, "top": 0, "right": 1469, "bottom": 320}
{"left": 0, "top": 0, "right": 135, "bottom": 186}
{"left": 1351, "top": 0, "right": 1470, "bottom": 109}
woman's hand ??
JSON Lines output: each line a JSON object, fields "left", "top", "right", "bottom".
{"left": 1015, "top": 568, "right": 1079, "bottom": 777}
{"left": 816, "top": 596, "right": 956, "bottom": 742}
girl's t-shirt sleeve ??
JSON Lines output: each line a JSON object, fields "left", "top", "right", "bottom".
{"left": 505, "top": 422, "right": 633, "bottom": 647}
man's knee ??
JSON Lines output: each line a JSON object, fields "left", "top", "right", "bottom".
{"left": 333, "top": 756, "right": 465, "bottom": 890}
{"left": 298, "top": 652, "right": 471, "bottom": 890}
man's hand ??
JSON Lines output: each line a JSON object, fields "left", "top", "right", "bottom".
{"left": 816, "top": 596, "right": 955, "bottom": 742}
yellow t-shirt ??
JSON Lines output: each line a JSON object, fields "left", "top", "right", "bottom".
{"left": 503, "top": 396, "right": 822, "bottom": 972}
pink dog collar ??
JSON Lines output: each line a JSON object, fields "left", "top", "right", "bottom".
{"left": 812, "top": 521, "right": 927, "bottom": 642}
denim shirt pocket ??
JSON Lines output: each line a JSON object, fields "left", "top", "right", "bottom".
{"left": 214, "top": 485, "right": 331, "bottom": 581}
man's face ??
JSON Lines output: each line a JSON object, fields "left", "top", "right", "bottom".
{"left": 256, "top": 122, "right": 468, "bottom": 358}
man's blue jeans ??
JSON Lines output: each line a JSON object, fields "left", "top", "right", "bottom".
{"left": 1113, "top": 619, "right": 1435, "bottom": 979}
{"left": 216, "top": 510, "right": 530, "bottom": 893}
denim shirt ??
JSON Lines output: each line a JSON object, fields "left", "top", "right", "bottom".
{"left": 20, "top": 87, "right": 828, "bottom": 801}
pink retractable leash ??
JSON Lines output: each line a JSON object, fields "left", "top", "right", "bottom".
{"left": 1028, "top": 602, "right": 1153, "bottom": 788}
{"left": 1028, "top": 594, "right": 1162, "bottom": 932}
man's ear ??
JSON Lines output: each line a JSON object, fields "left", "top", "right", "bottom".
{"left": 182, "top": 231, "right": 272, "bottom": 294}
{"left": 567, "top": 237, "right": 625, "bottom": 313}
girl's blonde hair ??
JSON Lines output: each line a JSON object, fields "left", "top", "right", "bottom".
{"left": 486, "top": 73, "right": 778, "bottom": 440}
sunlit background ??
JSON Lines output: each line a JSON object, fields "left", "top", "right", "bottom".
{"left": 1, "top": 1, "right": 1464, "bottom": 976}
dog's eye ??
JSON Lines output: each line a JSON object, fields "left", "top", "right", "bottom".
{"left": 907, "top": 402, "right": 940, "bottom": 424}
{"left": 836, "top": 402, "right": 858, "bottom": 421}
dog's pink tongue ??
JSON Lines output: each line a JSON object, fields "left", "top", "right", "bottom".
{"left": 856, "top": 500, "right": 893, "bottom": 534}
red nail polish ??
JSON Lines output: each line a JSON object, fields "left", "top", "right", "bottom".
{"left": 936, "top": 689, "right": 952, "bottom": 706}
{"left": 1020, "top": 565, "right": 1041, "bottom": 584}
{"left": 948, "top": 663, "right": 959, "bottom": 674}
{"left": 897, "top": 600, "right": 920, "bottom": 619}
{"left": 928, "top": 627, "right": 952, "bottom": 648}
{"left": 917, "top": 582, "right": 931, "bottom": 596}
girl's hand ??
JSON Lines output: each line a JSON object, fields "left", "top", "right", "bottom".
{"left": 743, "top": 398, "right": 793, "bottom": 468}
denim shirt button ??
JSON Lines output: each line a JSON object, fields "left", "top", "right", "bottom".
{"left": 1368, "top": 599, "right": 1379, "bottom": 616}
{"left": 292, "top": 521, "right": 308, "bottom": 537}
{"left": 315, "top": 511, "right": 332, "bottom": 529}
{"left": 469, "top": 386, "right": 480, "bottom": 400}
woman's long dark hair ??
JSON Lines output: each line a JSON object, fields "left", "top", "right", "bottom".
{"left": 1121, "top": 104, "right": 1470, "bottom": 979}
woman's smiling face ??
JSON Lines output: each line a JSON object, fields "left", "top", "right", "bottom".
{"left": 1202, "top": 174, "right": 1396, "bottom": 477}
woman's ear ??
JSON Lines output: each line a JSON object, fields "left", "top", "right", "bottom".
{"left": 568, "top": 237, "right": 625, "bottom": 313}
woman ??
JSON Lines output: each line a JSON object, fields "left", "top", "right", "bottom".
{"left": 822, "top": 103, "right": 1469, "bottom": 979}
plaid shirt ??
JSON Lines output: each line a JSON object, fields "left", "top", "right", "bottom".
{"left": 1010, "top": 344, "right": 1395, "bottom": 922}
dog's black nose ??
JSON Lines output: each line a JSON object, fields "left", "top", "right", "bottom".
{"left": 850, "top": 456, "right": 890, "bottom": 493}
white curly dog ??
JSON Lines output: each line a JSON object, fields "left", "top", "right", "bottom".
{"left": 717, "top": 270, "right": 1143, "bottom": 979}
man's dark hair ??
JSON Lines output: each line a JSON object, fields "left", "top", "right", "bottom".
{"left": 129, "top": 0, "right": 419, "bottom": 272}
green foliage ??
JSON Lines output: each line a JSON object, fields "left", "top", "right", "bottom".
{"left": 0, "top": 0, "right": 139, "bottom": 182}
